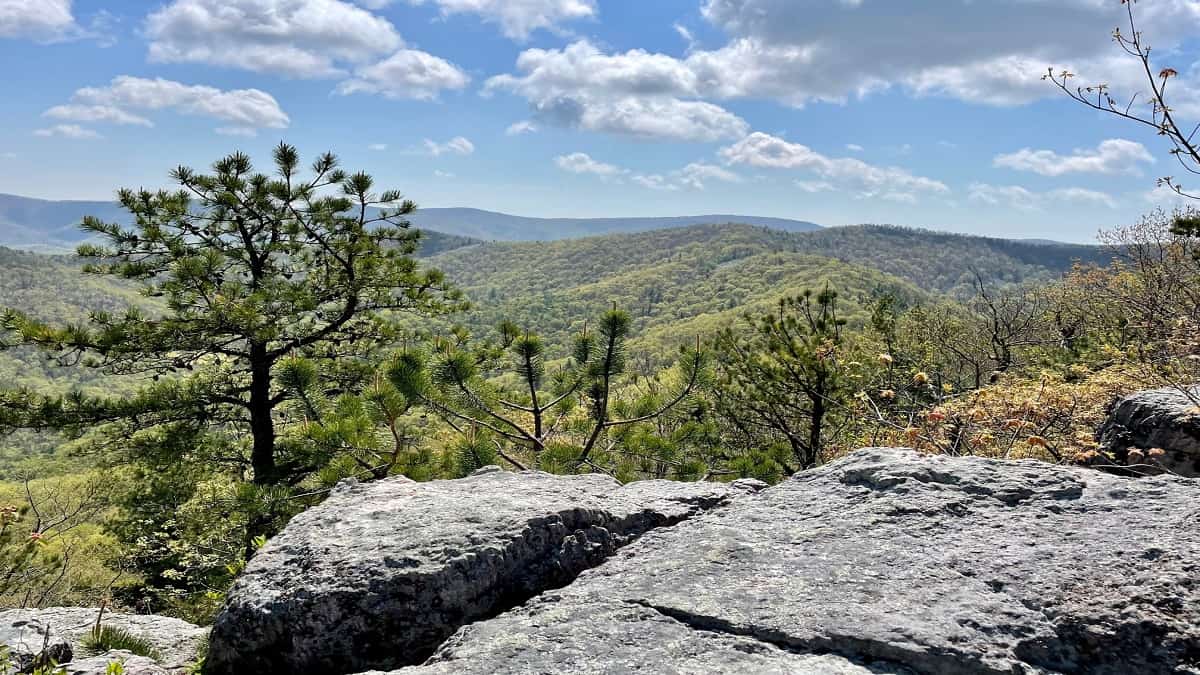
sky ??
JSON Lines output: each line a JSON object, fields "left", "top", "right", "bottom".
{"left": 1, "top": 0, "right": 1199, "bottom": 242}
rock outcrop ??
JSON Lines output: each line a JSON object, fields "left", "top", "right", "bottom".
{"left": 0, "top": 607, "right": 207, "bottom": 673}
{"left": 204, "top": 470, "right": 748, "bottom": 675}
{"left": 1098, "top": 386, "right": 1200, "bottom": 476}
{"left": 0, "top": 613, "right": 71, "bottom": 672}
{"left": 209, "top": 449, "right": 1200, "bottom": 675}
{"left": 59, "top": 651, "right": 171, "bottom": 675}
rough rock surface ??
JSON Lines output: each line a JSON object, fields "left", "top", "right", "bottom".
{"left": 60, "top": 650, "right": 171, "bottom": 675}
{"left": 0, "top": 614, "right": 71, "bottom": 672}
{"left": 1098, "top": 386, "right": 1200, "bottom": 476}
{"left": 0, "top": 607, "right": 206, "bottom": 672}
{"left": 370, "top": 448, "right": 1200, "bottom": 675}
{"left": 204, "top": 470, "right": 742, "bottom": 675}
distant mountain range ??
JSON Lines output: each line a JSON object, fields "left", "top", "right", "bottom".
{"left": 0, "top": 193, "right": 822, "bottom": 250}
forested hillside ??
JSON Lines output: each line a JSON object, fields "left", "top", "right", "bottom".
{"left": 426, "top": 223, "right": 1104, "bottom": 357}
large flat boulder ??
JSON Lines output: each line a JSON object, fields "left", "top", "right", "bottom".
{"left": 377, "top": 449, "right": 1199, "bottom": 674}
{"left": 204, "top": 469, "right": 746, "bottom": 675}
{"left": 0, "top": 607, "right": 207, "bottom": 672}
{"left": 0, "top": 614, "right": 71, "bottom": 672}
{"left": 1098, "top": 386, "right": 1200, "bottom": 476}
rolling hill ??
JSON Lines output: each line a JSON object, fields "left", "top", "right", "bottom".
{"left": 422, "top": 223, "right": 1106, "bottom": 358}
{"left": 0, "top": 221, "right": 1104, "bottom": 382}
{"left": 0, "top": 193, "right": 820, "bottom": 248}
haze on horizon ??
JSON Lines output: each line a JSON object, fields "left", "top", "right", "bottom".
{"left": 2, "top": 0, "right": 1199, "bottom": 242}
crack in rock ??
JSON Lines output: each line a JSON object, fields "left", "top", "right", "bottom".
{"left": 204, "top": 470, "right": 753, "bottom": 675}
{"left": 625, "top": 599, "right": 1011, "bottom": 675}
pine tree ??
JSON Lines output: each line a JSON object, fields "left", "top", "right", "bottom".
{"left": 0, "top": 144, "right": 463, "bottom": 487}
{"left": 387, "top": 308, "right": 707, "bottom": 474}
{"left": 713, "top": 286, "right": 849, "bottom": 471}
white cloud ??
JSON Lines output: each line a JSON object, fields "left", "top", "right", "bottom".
{"left": 337, "top": 49, "right": 470, "bottom": 100}
{"left": 795, "top": 180, "right": 834, "bottom": 193}
{"left": 674, "top": 23, "right": 696, "bottom": 49}
{"left": 505, "top": 120, "right": 538, "bottom": 136}
{"left": 555, "top": 152, "right": 624, "bottom": 178}
{"left": 968, "top": 182, "right": 1117, "bottom": 210}
{"left": 676, "top": 161, "right": 741, "bottom": 190}
{"left": 368, "top": 143, "right": 389, "bottom": 151}
{"left": 49, "top": 77, "right": 289, "bottom": 134}
{"left": 433, "top": 169, "right": 456, "bottom": 178}
{"left": 631, "top": 174, "right": 680, "bottom": 191}
{"left": 43, "top": 104, "right": 152, "bottom": 127}
{"left": 845, "top": 144, "right": 864, "bottom": 152}
{"left": 406, "top": 0, "right": 595, "bottom": 41}
{"left": 34, "top": 124, "right": 102, "bottom": 140}
{"left": 485, "top": 40, "right": 748, "bottom": 142}
{"left": 721, "top": 132, "right": 947, "bottom": 200}
{"left": 0, "top": 0, "right": 76, "bottom": 41}
{"left": 994, "top": 139, "right": 1155, "bottom": 176}
{"left": 423, "top": 136, "right": 475, "bottom": 156}
{"left": 696, "top": 0, "right": 1200, "bottom": 108}
{"left": 555, "top": 153, "right": 742, "bottom": 191}
{"left": 145, "top": 0, "right": 402, "bottom": 78}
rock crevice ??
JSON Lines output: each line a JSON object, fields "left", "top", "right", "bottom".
{"left": 206, "top": 449, "right": 1200, "bottom": 675}
{"left": 204, "top": 470, "right": 751, "bottom": 675}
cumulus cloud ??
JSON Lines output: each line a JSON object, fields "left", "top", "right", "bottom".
{"left": 406, "top": 0, "right": 595, "bottom": 40}
{"left": 337, "top": 49, "right": 470, "bottom": 99}
{"left": 43, "top": 104, "right": 151, "bottom": 127}
{"left": 994, "top": 139, "right": 1155, "bottom": 176}
{"left": 721, "top": 132, "right": 947, "bottom": 201}
{"left": 698, "top": 0, "right": 1200, "bottom": 107}
{"left": 485, "top": 41, "right": 749, "bottom": 142}
{"left": 795, "top": 180, "right": 834, "bottom": 193}
{"left": 34, "top": 124, "right": 102, "bottom": 139}
{"left": 555, "top": 152, "right": 625, "bottom": 178}
{"left": 484, "top": 0, "right": 1200, "bottom": 144}
{"left": 44, "top": 76, "right": 289, "bottom": 134}
{"left": 968, "top": 182, "right": 1117, "bottom": 210}
{"left": 145, "top": 0, "right": 402, "bottom": 78}
{"left": 676, "top": 162, "right": 741, "bottom": 190}
{"left": 555, "top": 153, "right": 742, "bottom": 190}
{"left": 505, "top": 120, "right": 539, "bottom": 136}
{"left": 423, "top": 136, "right": 475, "bottom": 156}
{"left": 1, "top": 0, "right": 72, "bottom": 40}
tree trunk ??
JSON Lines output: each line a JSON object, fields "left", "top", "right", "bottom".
{"left": 807, "top": 390, "right": 826, "bottom": 469}
{"left": 248, "top": 341, "right": 277, "bottom": 485}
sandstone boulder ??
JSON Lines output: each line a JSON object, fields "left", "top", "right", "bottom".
{"left": 0, "top": 614, "right": 71, "bottom": 673}
{"left": 379, "top": 448, "right": 1199, "bottom": 674}
{"left": 0, "top": 607, "right": 206, "bottom": 672}
{"left": 1098, "top": 386, "right": 1200, "bottom": 476}
{"left": 59, "top": 650, "right": 171, "bottom": 675}
{"left": 204, "top": 470, "right": 742, "bottom": 675}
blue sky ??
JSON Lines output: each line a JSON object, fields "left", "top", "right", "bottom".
{"left": 2, "top": 0, "right": 1199, "bottom": 242}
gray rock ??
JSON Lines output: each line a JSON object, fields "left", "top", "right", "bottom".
{"left": 0, "top": 615, "right": 71, "bottom": 672}
{"left": 1098, "top": 386, "right": 1200, "bottom": 476}
{"left": 60, "top": 650, "right": 170, "bottom": 675}
{"left": 205, "top": 471, "right": 741, "bottom": 675}
{"left": 380, "top": 448, "right": 1200, "bottom": 675}
{"left": 730, "top": 477, "right": 770, "bottom": 493}
{"left": 0, "top": 608, "right": 206, "bottom": 673}
{"left": 358, "top": 599, "right": 907, "bottom": 675}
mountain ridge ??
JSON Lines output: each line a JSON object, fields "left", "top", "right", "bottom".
{"left": 0, "top": 192, "right": 821, "bottom": 247}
